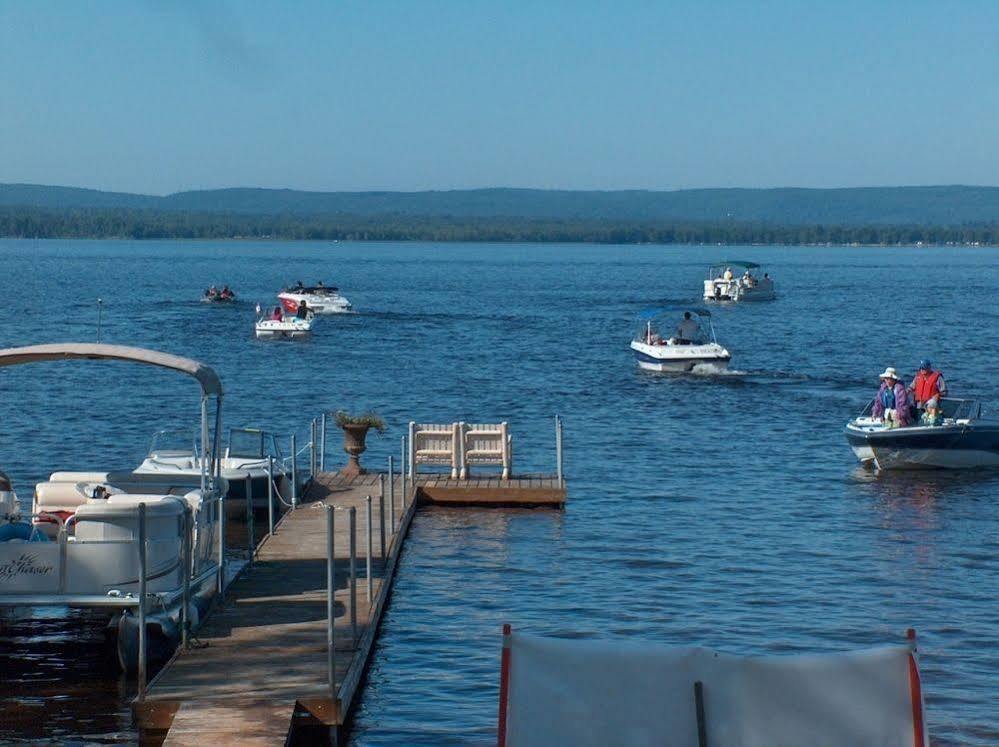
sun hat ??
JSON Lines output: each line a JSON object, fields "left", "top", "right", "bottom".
{"left": 879, "top": 367, "right": 900, "bottom": 380}
{"left": 919, "top": 359, "right": 933, "bottom": 371}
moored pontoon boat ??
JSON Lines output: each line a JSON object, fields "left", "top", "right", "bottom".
{"left": 844, "top": 397, "right": 999, "bottom": 469}
{"left": 630, "top": 307, "right": 732, "bottom": 373}
{"left": 0, "top": 343, "right": 227, "bottom": 671}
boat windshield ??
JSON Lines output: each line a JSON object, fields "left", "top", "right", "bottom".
{"left": 228, "top": 428, "right": 283, "bottom": 460}
{"left": 635, "top": 308, "right": 715, "bottom": 344}
{"left": 147, "top": 428, "right": 198, "bottom": 458}
{"left": 857, "top": 397, "right": 981, "bottom": 421}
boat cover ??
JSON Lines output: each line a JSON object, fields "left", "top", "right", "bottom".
{"left": 499, "top": 630, "right": 926, "bottom": 747}
{"left": 0, "top": 343, "right": 222, "bottom": 396}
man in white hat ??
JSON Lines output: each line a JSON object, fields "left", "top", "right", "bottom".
{"left": 871, "top": 367, "right": 911, "bottom": 428}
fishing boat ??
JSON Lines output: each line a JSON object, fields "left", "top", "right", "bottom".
{"left": 255, "top": 314, "right": 313, "bottom": 339}
{"left": 844, "top": 397, "right": 999, "bottom": 469}
{"left": 278, "top": 282, "right": 352, "bottom": 314}
{"left": 0, "top": 343, "right": 226, "bottom": 671}
{"left": 703, "top": 260, "right": 775, "bottom": 302}
{"left": 630, "top": 307, "right": 732, "bottom": 373}
{"left": 134, "top": 426, "right": 291, "bottom": 511}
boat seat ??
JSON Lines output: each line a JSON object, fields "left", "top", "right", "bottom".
{"left": 35, "top": 481, "right": 93, "bottom": 512}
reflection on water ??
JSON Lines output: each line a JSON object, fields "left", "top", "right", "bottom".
{"left": 1, "top": 240, "right": 998, "bottom": 745}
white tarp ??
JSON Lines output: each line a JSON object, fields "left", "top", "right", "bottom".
{"left": 501, "top": 632, "right": 926, "bottom": 747}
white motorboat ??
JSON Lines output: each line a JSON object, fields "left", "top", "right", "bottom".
{"left": 278, "top": 282, "right": 353, "bottom": 315}
{"left": 630, "top": 307, "right": 732, "bottom": 373}
{"left": 0, "top": 343, "right": 227, "bottom": 672}
{"left": 845, "top": 397, "right": 999, "bottom": 470}
{"left": 255, "top": 314, "right": 313, "bottom": 339}
{"left": 704, "top": 260, "right": 775, "bottom": 302}
{"left": 135, "top": 426, "right": 291, "bottom": 512}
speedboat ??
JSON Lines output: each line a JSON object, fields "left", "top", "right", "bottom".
{"left": 630, "top": 307, "right": 732, "bottom": 373}
{"left": 278, "top": 282, "right": 352, "bottom": 315}
{"left": 704, "top": 261, "right": 775, "bottom": 302}
{"left": 844, "top": 397, "right": 999, "bottom": 469}
{"left": 134, "top": 427, "right": 291, "bottom": 512}
{"left": 0, "top": 343, "right": 226, "bottom": 671}
{"left": 255, "top": 314, "right": 313, "bottom": 339}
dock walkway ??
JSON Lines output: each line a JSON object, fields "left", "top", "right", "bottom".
{"left": 135, "top": 471, "right": 565, "bottom": 744}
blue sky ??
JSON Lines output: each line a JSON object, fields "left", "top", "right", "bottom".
{"left": 1, "top": 1, "right": 997, "bottom": 194}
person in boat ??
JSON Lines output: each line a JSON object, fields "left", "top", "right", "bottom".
{"left": 207, "top": 285, "right": 218, "bottom": 298}
{"left": 296, "top": 299, "right": 310, "bottom": 320}
{"left": 723, "top": 267, "right": 734, "bottom": 281}
{"left": 271, "top": 306, "right": 283, "bottom": 321}
{"left": 295, "top": 280, "right": 305, "bottom": 289}
{"left": 317, "top": 280, "right": 325, "bottom": 288}
{"left": 743, "top": 270, "right": 756, "bottom": 287}
{"left": 675, "top": 312, "right": 702, "bottom": 345}
{"left": 871, "top": 367, "right": 911, "bottom": 429}
{"left": 221, "top": 285, "right": 233, "bottom": 299}
{"left": 910, "top": 359, "right": 946, "bottom": 426}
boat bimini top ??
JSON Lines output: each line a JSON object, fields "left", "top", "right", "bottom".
{"left": 0, "top": 343, "right": 225, "bottom": 492}
{"left": 706, "top": 260, "right": 761, "bottom": 277}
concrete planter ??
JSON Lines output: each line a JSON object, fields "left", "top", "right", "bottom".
{"left": 341, "top": 423, "right": 371, "bottom": 477}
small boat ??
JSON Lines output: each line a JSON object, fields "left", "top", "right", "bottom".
{"left": 844, "top": 397, "right": 999, "bottom": 469}
{"left": 630, "top": 307, "right": 732, "bottom": 373}
{"left": 202, "top": 286, "right": 237, "bottom": 304}
{"left": 0, "top": 343, "right": 226, "bottom": 672}
{"left": 255, "top": 314, "right": 313, "bottom": 339}
{"left": 134, "top": 427, "right": 291, "bottom": 512}
{"left": 278, "top": 282, "right": 352, "bottom": 315}
{"left": 704, "top": 261, "right": 775, "bottom": 302}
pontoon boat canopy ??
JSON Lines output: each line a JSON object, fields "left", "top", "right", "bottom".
{"left": 710, "top": 260, "right": 761, "bottom": 269}
{"left": 0, "top": 343, "right": 223, "bottom": 397}
{"left": 638, "top": 306, "right": 712, "bottom": 319}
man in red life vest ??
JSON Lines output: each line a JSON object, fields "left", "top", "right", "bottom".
{"left": 910, "top": 359, "right": 946, "bottom": 415}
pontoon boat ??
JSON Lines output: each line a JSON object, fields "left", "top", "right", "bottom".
{"left": 0, "top": 343, "right": 227, "bottom": 672}
{"left": 704, "top": 261, "right": 775, "bottom": 302}
{"left": 844, "top": 397, "right": 999, "bottom": 469}
{"left": 278, "top": 282, "right": 352, "bottom": 315}
{"left": 630, "top": 307, "right": 732, "bottom": 373}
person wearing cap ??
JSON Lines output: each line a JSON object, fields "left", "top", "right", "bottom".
{"left": 871, "top": 367, "right": 911, "bottom": 428}
{"left": 910, "top": 359, "right": 946, "bottom": 408}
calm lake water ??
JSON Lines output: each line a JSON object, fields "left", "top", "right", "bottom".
{"left": 0, "top": 239, "right": 997, "bottom": 745}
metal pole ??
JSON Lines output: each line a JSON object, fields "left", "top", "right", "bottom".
{"left": 96, "top": 298, "right": 104, "bottom": 343}
{"left": 267, "top": 456, "right": 275, "bottom": 537}
{"left": 181, "top": 507, "right": 191, "bottom": 649}
{"left": 378, "top": 476, "right": 386, "bottom": 561}
{"left": 320, "top": 412, "right": 328, "bottom": 472}
{"left": 365, "top": 495, "right": 373, "bottom": 604}
{"left": 137, "top": 503, "right": 148, "bottom": 699}
{"left": 217, "top": 488, "right": 225, "bottom": 595}
{"left": 401, "top": 436, "right": 407, "bottom": 514}
{"left": 311, "top": 418, "right": 318, "bottom": 480}
{"left": 245, "top": 475, "right": 254, "bottom": 561}
{"left": 388, "top": 455, "right": 395, "bottom": 533}
{"left": 291, "top": 433, "right": 298, "bottom": 508}
{"left": 325, "top": 504, "right": 336, "bottom": 697}
{"left": 555, "top": 414, "right": 564, "bottom": 487}
{"left": 349, "top": 506, "right": 357, "bottom": 645}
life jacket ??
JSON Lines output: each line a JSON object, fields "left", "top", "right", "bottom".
{"left": 913, "top": 371, "right": 942, "bottom": 403}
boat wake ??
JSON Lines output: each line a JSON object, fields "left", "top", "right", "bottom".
{"left": 691, "top": 363, "right": 747, "bottom": 376}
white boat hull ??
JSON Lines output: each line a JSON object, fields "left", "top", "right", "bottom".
{"left": 631, "top": 340, "right": 731, "bottom": 373}
{"left": 255, "top": 318, "right": 312, "bottom": 339}
{"left": 278, "top": 291, "right": 352, "bottom": 315}
{"left": 704, "top": 279, "right": 775, "bottom": 302}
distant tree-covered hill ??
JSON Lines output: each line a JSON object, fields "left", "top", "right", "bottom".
{"left": 3, "top": 183, "right": 999, "bottom": 225}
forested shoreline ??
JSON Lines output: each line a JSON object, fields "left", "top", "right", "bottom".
{"left": 1, "top": 206, "right": 996, "bottom": 246}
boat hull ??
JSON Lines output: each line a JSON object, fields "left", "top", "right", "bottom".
{"left": 844, "top": 421, "right": 999, "bottom": 470}
{"left": 631, "top": 341, "right": 731, "bottom": 373}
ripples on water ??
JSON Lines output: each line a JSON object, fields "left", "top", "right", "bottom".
{"left": 1, "top": 240, "right": 997, "bottom": 745}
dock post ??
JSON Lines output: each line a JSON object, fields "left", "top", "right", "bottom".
{"left": 267, "top": 456, "right": 275, "bottom": 537}
{"left": 378, "top": 475, "right": 387, "bottom": 561}
{"left": 217, "top": 487, "right": 225, "bottom": 594}
{"left": 365, "top": 495, "right": 373, "bottom": 604}
{"left": 245, "top": 475, "right": 254, "bottom": 561}
{"left": 325, "top": 504, "right": 336, "bottom": 696}
{"left": 555, "top": 414, "right": 564, "bottom": 487}
{"left": 349, "top": 506, "right": 357, "bottom": 645}
{"left": 320, "top": 412, "right": 328, "bottom": 472}
{"left": 388, "top": 456, "right": 395, "bottom": 533}
{"left": 137, "top": 502, "right": 148, "bottom": 700}
{"left": 311, "top": 418, "right": 318, "bottom": 480}
{"left": 291, "top": 433, "right": 298, "bottom": 509}
{"left": 181, "top": 507, "right": 191, "bottom": 649}
{"left": 401, "top": 436, "right": 407, "bottom": 514}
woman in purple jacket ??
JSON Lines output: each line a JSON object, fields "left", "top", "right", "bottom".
{"left": 871, "top": 367, "right": 910, "bottom": 428}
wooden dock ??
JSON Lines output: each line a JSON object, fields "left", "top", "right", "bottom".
{"left": 134, "top": 470, "right": 564, "bottom": 745}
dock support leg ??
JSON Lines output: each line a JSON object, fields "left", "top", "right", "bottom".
{"left": 388, "top": 456, "right": 395, "bottom": 533}
{"left": 217, "top": 486, "right": 225, "bottom": 594}
{"left": 245, "top": 475, "right": 254, "bottom": 561}
{"left": 137, "top": 503, "right": 148, "bottom": 700}
{"left": 325, "top": 505, "right": 336, "bottom": 696}
{"left": 365, "top": 495, "right": 373, "bottom": 604}
{"left": 401, "top": 436, "right": 407, "bottom": 514}
{"left": 349, "top": 506, "right": 357, "bottom": 646}
{"left": 320, "top": 412, "right": 327, "bottom": 472}
{"left": 311, "top": 418, "right": 318, "bottom": 480}
{"left": 379, "top": 476, "right": 387, "bottom": 561}
{"left": 291, "top": 433, "right": 298, "bottom": 509}
{"left": 555, "top": 414, "right": 564, "bottom": 487}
